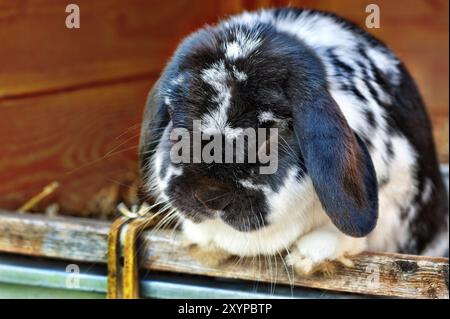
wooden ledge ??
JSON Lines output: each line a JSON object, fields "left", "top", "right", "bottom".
{"left": 0, "top": 210, "right": 448, "bottom": 299}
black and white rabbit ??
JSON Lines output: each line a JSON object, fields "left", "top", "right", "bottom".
{"left": 139, "top": 8, "right": 449, "bottom": 274}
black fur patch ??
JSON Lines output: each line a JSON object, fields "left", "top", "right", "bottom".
{"left": 364, "top": 109, "right": 377, "bottom": 129}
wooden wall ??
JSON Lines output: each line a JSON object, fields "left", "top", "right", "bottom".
{"left": 0, "top": 0, "right": 448, "bottom": 215}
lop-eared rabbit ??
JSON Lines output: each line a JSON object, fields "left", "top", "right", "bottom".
{"left": 140, "top": 8, "right": 449, "bottom": 275}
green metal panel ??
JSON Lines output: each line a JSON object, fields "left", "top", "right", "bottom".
{"left": 0, "top": 254, "right": 366, "bottom": 299}
{"left": 0, "top": 282, "right": 104, "bottom": 299}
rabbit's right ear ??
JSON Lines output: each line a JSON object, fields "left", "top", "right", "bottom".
{"left": 139, "top": 77, "right": 169, "bottom": 172}
{"left": 291, "top": 87, "right": 379, "bottom": 237}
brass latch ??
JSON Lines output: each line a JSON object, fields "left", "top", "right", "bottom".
{"left": 107, "top": 203, "right": 155, "bottom": 299}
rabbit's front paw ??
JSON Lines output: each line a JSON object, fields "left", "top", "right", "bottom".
{"left": 286, "top": 224, "right": 366, "bottom": 276}
{"left": 187, "top": 243, "right": 231, "bottom": 267}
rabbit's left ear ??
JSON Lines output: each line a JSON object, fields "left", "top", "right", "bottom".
{"left": 292, "top": 87, "right": 378, "bottom": 237}
{"left": 139, "top": 77, "right": 168, "bottom": 172}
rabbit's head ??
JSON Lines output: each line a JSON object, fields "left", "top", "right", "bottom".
{"left": 140, "top": 23, "right": 378, "bottom": 237}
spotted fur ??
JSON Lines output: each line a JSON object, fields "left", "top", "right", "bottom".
{"left": 139, "top": 8, "right": 449, "bottom": 269}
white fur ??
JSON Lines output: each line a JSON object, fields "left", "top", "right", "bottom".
{"left": 275, "top": 13, "right": 357, "bottom": 50}
{"left": 257, "top": 111, "right": 284, "bottom": 124}
{"left": 223, "top": 30, "right": 262, "bottom": 61}
{"left": 201, "top": 60, "right": 231, "bottom": 134}
{"left": 366, "top": 47, "right": 400, "bottom": 84}
{"left": 258, "top": 111, "right": 275, "bottom": 123}
{"left": 200, "top": 61, "right": 248, "bottom": 138}
{"left": 164, "top": 96, "right": 171, "bottom": 106}
{"left": 149, "top": 123, "right": 183, "bottom": 202}
{"left": 286, "top": 223, "right": 367, "bottom": 273}
{"left": 232, "top": 66, "right": 248, "bottom": 81}
{"left": 171, "top": 74, "right": 185, "bottom": 86}
{"left": 423, "top": 214, "right": 449, "bottom": 256}
{"left": 368, "top": 135, "right": 418, "bottom": 252}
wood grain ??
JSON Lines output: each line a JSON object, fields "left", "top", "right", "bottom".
{"left": 0, "top": 78, "right": 154, "bottom": 214}
{"left": 0, "top": 0, "right": 220, "bottom": 99}
{"left": 0, "top": 210, "right": 447, "bottom": 299}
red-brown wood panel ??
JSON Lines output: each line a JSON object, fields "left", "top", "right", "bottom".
{"left": 0, "top": 0, "right": 221, "bottom": 99}
{"left": 0, "top": 78, "right": 154, "bottom": 214}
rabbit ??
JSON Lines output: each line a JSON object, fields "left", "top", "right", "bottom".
{"left": 139, "top": 8, "right": 449, "bottom": 275}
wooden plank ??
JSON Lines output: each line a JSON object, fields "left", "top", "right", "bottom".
{"left": 0, "top": 210, "right": 110, "bottom": 262}
{"left": 0, "top": 78, "right": 155, "bottom": 214}
{"left": 0, "top": 0, "right": 221, "bottom": 99}
{"left": 0, "top": 210, "right": 447, "bottom": 299}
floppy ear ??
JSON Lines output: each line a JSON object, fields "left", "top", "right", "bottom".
{"left": 139, "top": 77, "right": 169, "bottom": 173}
{"left": 292, "top": 88, "right": 378, "bottom": 237}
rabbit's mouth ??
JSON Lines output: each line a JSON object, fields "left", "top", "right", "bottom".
{"left": 219, "top": 212, "right": 265, "bottom": 232}
{"left": 169, "top": 196, "right": 269, "bottom": 233}
{"left": 162, "top": 182, "right": 269, "bottom": 233}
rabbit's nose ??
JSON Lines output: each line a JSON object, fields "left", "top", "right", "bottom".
{"left": 194, "top": 185, "right": 232, "bottom": 211}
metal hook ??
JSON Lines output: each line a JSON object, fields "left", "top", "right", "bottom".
{"left": 107, "top": 202, "right": 154, "bottom": 299}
